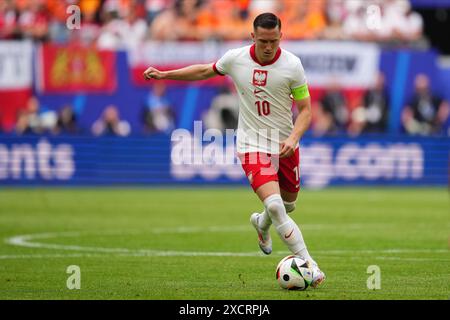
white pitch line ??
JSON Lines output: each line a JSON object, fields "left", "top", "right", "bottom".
{"left": 0, "top": 252, "right": 449, "bottom": 261}
{"left": 311, "top": 248, "right": 449, "bottom": 254}
{"left": 4, "top": 230, "right": 265, "bottom": 257}
{"left": 3, "top": 228, "right": 449, "bottom": 259}
{"left": 372, "top": 256, "right": 450, "bottom": 262}
{"left": 0, "top": 253, "right": 104, "bottom": 260}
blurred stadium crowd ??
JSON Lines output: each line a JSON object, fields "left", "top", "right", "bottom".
{"left": 0, "top": 0, "right": 449, "bottom": 137}
{"left": 12, "top": 71, "right": 449, "bottom": 137}
{"left": 1, "top": 0, "right": 425, "bottom": 45}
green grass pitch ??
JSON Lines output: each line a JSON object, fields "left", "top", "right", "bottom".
{"left": 0, "top": 187, "right": 448, "bottom": 300}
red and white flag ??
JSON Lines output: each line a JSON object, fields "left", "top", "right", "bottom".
{"left": 0, "top": 41, "right": 33, "bottom": 132}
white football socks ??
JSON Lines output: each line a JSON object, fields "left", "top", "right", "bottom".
{"left": 257, "top": 200, "right": 296, "bottom": 231}
{"left": 263, "top": 194, "right": 312, "bottom": 262}
{"left": 283, "top": 200, "right": 296, "bottom": 213}
{"left": 257, "top": 209, "right": 272, "bottom": 231}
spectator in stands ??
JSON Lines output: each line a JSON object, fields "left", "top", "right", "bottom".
{"left": 101, "top": 0, "right": 133, "bottom": 19}
{"left": 249, "top": 0, "right": 276, "bottom": 17}
{"left": 15, "top": 96, "right": 44, "bottom": 135}
{"left": 237, "top": 0, "right": 250, "bottom": 21}
{"left": 79, "top": 0, "right": 102, "bottom": 17}
{"left": 0, "top": 0, "right": 19, "bottom": 39}
{"left": 330, "top": 0, "right": 424, "bottom": 43}
{"left": 372, "top": 0, "right": 409, "bottom": 42}
{"left": 96, "top": 5, "right": 122, "bottom": 49}
{"left": 145, "top": 0, "right": 171, "bottom": 25}
{"left": 1, "top": 0, "right": 427, "bottom": 44}
{"left": 150, "top": 0, "right": 203, "bottom": 40}
{"left": 322, "top": 0, "right": 346, "bottom": 40}
{"left": 117, "top": 5, "right": 149, "bottom": 48}
{"left": 318, "top": 81, "right": 349, "bottom": 133}
{"left": 47, "top": 0, "right": 99, "bottom": 43}
{"left": 97, "top": 2, "right": 148, "bottom": 49}
{"left": 195, "top": 0, "right": 251, "bottom": 41}
{"left": 280, "top": 0, "right": 327, "bottom": 40}
{"left": 203, "top": 85, "right": 239, "bottom": 132}
{"left": 17, "top": 0, "right": 50, "bottom": 41}
{"left": 402, "top": 73, "right": 450, "bottom": 135}
{"left": 341, "top": 2, "right": 371, "bottom": 41}
{"left": 142, "top": 82, "right": 175, "bottom": 134}
{"left": 69, "top": 3, "right": 101, "bottom": 46}
{"left": 311, "top": 100, "right": 338, "bottom": 136}
{"left": 15, "top": 110, "right": 31, "bottom": 135}
{"left": 349, "top": 72, "right": 389, "bottom": 135}
{"left": 389, "top": 0, "right": 424, "bottom": 43}
{"left": 92, "top": 105, "right": 131, "bottom": 137}
{"left": 53, "top": 104, "right": 80, "bottom": 135}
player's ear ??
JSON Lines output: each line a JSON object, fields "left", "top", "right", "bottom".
{"left": 251, "top": 32, "right": 255, "bottom": 42}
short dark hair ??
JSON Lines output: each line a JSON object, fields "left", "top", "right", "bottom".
{"left": 253, "top": 12, "right": 281, "bottom": 31}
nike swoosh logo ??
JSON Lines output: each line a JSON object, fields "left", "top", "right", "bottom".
{"left": 254, "top": 89, "right": 263, "bottom": 94}
{"left": 284, "top": 229, "right": 294, "bottom": 239}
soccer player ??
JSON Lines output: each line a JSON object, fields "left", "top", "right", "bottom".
{"left": 143, "top": 12, "right": 325, "bottom": 288}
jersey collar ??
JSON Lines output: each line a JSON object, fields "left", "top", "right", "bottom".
{"left": 250, "top": 44, "right": 282, "bottom": 66}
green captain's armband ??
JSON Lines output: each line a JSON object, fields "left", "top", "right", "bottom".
{"left": 291, "top": 84, "right": 310, "bottom": 100}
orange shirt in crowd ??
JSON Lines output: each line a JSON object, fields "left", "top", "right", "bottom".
{"left": 279, "top": 0, "right": 326, "bottom": 40}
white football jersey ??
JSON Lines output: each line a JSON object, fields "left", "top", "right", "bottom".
{"left": 213, "top": 44, "right": 307, "bottom": 154}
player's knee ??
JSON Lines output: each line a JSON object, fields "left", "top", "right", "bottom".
{"left": 264, "top": 195, "right": 286, "bottom": 221}
{"left": 284, "top": 201, "right": 296, "bottom": 214}
{"left": 266, "top": 201, "right": 283, "bottom": 216}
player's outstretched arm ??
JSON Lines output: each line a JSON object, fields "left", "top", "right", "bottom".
{"left": 143, "top": 63, "right": 217, "bottom": 81}
{"left": 280, "top": 97, "right": 312, "bottom": 158}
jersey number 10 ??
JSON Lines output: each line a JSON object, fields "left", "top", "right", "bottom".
{"left": 255, "top": 101, "right": 271, "bottom": 116}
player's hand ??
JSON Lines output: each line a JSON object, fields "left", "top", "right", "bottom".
{"left": 279, "top": 137, "right": 298, "bottom": 158}
{"left": 143, "top": 67, "right": 165, "bottom": 80}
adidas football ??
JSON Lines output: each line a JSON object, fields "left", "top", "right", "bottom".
{"left": 276, "top": 255, "right": 313, "bottom": 290}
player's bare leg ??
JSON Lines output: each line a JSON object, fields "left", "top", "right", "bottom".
{"left": 279, "top": 188, "right": 326, "bottom": 288}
